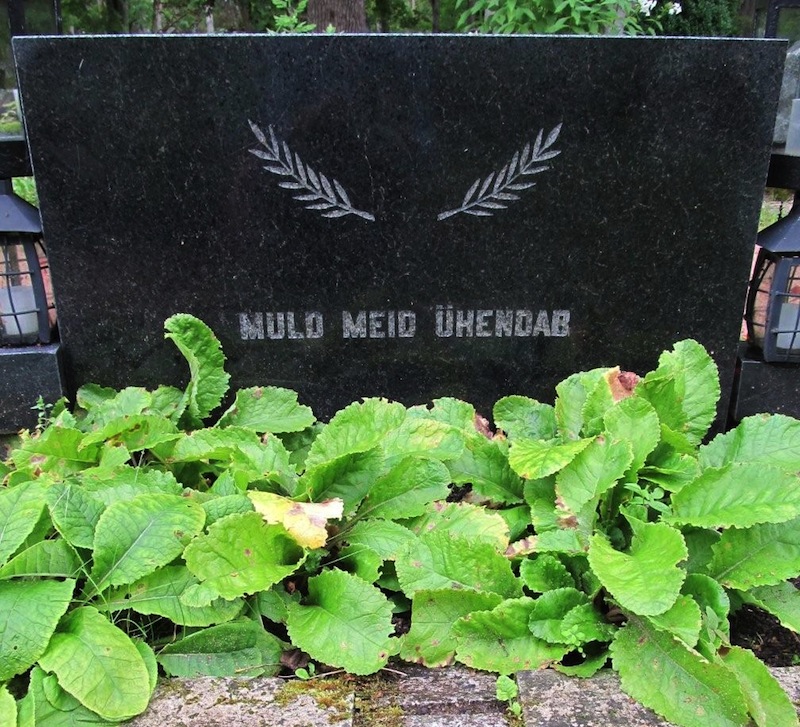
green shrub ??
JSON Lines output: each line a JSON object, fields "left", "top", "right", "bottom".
{"left": 659, "top": 0, "right": 740, "bottom": 36}
{"left": 1, "top": 314, "right": 799, "bottom": 726}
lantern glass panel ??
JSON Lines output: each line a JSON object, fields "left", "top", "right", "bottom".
{"left": 747, "top": 249, "right": 775, "bottom": 349}
{"left": 775, "top": 261, "right": 800, "bottom": 354}
{"left": 0, "top": 236, "right": 52, "bottom": 344}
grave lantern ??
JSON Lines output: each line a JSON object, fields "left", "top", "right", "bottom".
{"left": 745, "top": 194, "right": 800, "bottom": 363}
{"left": 0, "top": 179, "right": 53, "bottom": 345}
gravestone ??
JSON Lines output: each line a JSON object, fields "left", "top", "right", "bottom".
{"left": 13, "top": 35, "right": 785, "bottom": 422}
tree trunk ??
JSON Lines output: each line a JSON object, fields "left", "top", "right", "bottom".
{"left": 308, "top": 0, "right": 367, "bottom": 31}
{"left": 431, "top": 0, "right": 439, "bottom": 31}
{"left": 153, "top": 0, "right": 164, "bottom": 31}
{"left": 105, "top": 0, "right": 128, "bottom": 32}
{"left": 205, "top": 1, "right": 216, "bottom": 32}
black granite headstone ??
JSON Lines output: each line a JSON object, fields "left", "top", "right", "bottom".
{"left": 13, "top": 35, "right": 785, "bottom": 421}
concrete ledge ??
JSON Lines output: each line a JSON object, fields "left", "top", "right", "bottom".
{"left": 124, "top": 665, "right": 800, "bottom": 726}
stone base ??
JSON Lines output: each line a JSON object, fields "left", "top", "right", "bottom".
{"left": 733, "top": 346, "right": 800, "bottom": 421}
{"left": 0, "top": 343, "right": 64, "bottom": 432}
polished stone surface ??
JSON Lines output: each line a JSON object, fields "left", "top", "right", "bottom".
{"left": 14, "top": 36, "right": 785, "bottom": 421}
{"left": 0, "top": 344, "right": 63, "bottom": 432}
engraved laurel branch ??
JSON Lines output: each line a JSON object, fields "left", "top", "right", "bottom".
{"left": 437, "top": 123, "right": 562, "bottom": 221}
{"left": 248, "top": 120, "right": 375, "bottom": 222}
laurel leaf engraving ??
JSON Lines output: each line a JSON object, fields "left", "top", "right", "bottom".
{"left": 296, "top": 154, "right": 308, "bottom": 184}
{"left": 249, "top": 119, "right": 267, "bottom": 146}
{"left": 437, "top": 123, "right": 563, "bottom": 221}
{"left": 545, "top": 123, "right": 562, "bottom": 149}
{"left": 478, "top": 173, "right": 495, "bottom": 198}
{"left": 249, "top": 121, "right": 375, "bottom": 222}
{"left": 334, "top": 179, "right": 352, "bottom": 206}
{"left": 462, "top": 179, "right": 480, "bottom": 206}
{"left": 320, "top": 173, "right": 335, "bottom": 199}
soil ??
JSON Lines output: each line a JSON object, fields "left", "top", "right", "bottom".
{"left": 730, "top": 605, "right": 800, "bottom": 667}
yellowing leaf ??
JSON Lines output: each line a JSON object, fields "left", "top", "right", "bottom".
{"left": 248, "top": 492, "right": 343, "bottom": 548}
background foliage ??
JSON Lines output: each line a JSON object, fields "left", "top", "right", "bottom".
{"left": 56, "top": 0, "right": 742, "bottom": 35}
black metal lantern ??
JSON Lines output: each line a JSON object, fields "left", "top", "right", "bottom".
{"left": 745, "top": 193, "right": 800, "bottom": 363}
{"left": 0, "top": 178, "right": 53, "bottom": 345}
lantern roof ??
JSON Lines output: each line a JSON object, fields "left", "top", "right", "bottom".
{"left": 0, "top": 178, "right": 41, "bottom": 234}
{"left": 759, "top": 195, "right": 800, "bottom": 255}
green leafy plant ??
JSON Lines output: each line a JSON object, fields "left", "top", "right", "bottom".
{"left": 454, "top": 0, "right": 679, "bottom": 35}
{"left": 2, "top": 314, "right": 799, "bottom": 726}
{"left": 270, "top": 0, "right": 316, "bottom": 33}
{"left": 495, "top": 674, "right": 523, "bottom": 717}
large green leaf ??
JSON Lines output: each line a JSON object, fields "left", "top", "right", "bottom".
{"left": 168, "top": 426, "right": 261, "bottom": 463}
{"left": 554, "top": 436, "right": 632, "bottom": 515}
{"left": 217, "top": 386, "right": 314, "bottom": 433}
{"left": 634, "top": 339, "right": 719, "bottom": 446}
{"left": 670, "top": 464, "right": 800, "bottom": 528}
{"left": 157, "top": 620, "right": 283, "bottom": 677}
{"left": 709, "top": 518, "right": 800, "bottom": 590}
{"left": 493, "top": 396, "right": 557, "bottom": 441}
{"left": 343, "top": 519, "right": 417, "bottom": 560}
{"left": 741, "top": 582, "right": 800, "bottom": 633}
{"left": 23, "top": 667, "right": 118, "bottom": 727}
{"left": 286, "top": 569, "right": 395, "bottom": 675}
{"left": 103, "top": 565, "right": 244, "bottom": 626}
{"left": 38, "top": 606, "right": 150, "bottom": 722}
{"left": 603, "top": 396, "right": 661, "bottom": 477}
{"left": 380, "top": 417, "right": 465, "bottom": 464}
{"left": 77, "top": 385, "right": 149, "bottom": 426}
{"left": 183, "top": 512, "right": 305, "bottom": 601}
{"left": 554, "top": 369, "right": 609, "bottom": 440}
{"left": 230, "top": 436, "right": 297, "bottom": 493}
{"left": 299, "top": 449, "right": 385, "bottom": 515}
{"left": 0, "top": 685, "right": 15, "bottom": 727}
{"left": 78, "top": 467, "right": 182, "bottom": 506}
{"left": 201, "top": 494, "right": 254, "bottom": 526}
{"left": 508, "top": 437, "right": 593, "bottom": 480}
{"left": 527, "top": 587, "right": 588, "bottom": 643}
{"left": 305, "top": 398, "right": 406, "bottom": 468}
{"left": 79, "top": 414, "right": 180, "bottom": 452}
{"left": 0, "top": 480, "right": 46, "bottom": 566}
{"left": 46, "top": 480, "right": 106, "bottom": 549}
{"left": 719, "top": 646, "right": 798, "bottom": 727}
{"left": 519, "top": 554, "right": 575, "bottom": 592}
{"left": 646, "top": 594, "right": 702, "bottom": 648}
{"left": 453, "top": 597, "right": 568, "bottom": 673}
{"left": 395, "top": 530, "right": 520, "bottom": 598}
{"left": 0, "top": 539, "right": 81, "bottom": 580}
{"left": 164, "top": 313, "right": 230, "bottom": 423}
{"left": 87, "top": 494, "right": 205, "bottom": 596}
{"left": 407, "top": 398, "right": 476, "bottom": 431}
{"left": 358, "top": 456, "right": 450, "bottom": 519}
{"left": 448, "top": 436, "right": 524, "bottom": 504}
{"left": 588, "top": 520, "right": 686, "bottom": 616}
{"left": 405, "top": 502, "right": 510, "bottom": 550}
{"left": 10, "top": 427, "right": 99, "bottom": 475}
{"left": 0, "top": 579, "right": 74, "bottom": 681}
{"left": 682, "top": 573, "right": 730, "bottom": 655}
{"left": 399, "top": 589, "right": 503, "bottom": 666}
{"left": 612, "top": 616, "right": 749, "bottom": 727}
{"left": 699, "top": 414, "right": 800, "bottom": 471}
